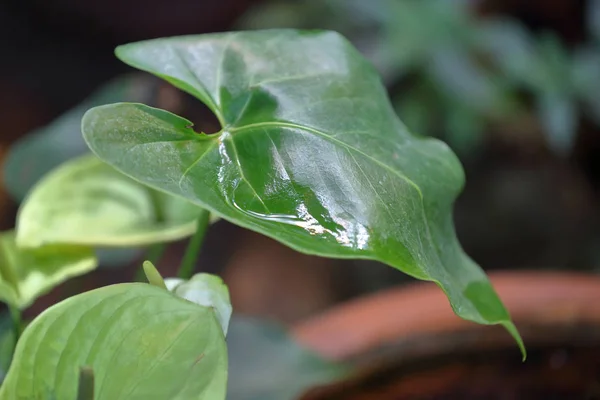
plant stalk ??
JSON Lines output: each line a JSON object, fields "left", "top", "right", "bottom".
{"left": 178, "top": 210, "right": 211, "bottom": 279}
{"left": 8, "top": 305, "right": 21, "bottom": 342}
{"left": 146, "top": 242, "right": 167, "bottom": 265}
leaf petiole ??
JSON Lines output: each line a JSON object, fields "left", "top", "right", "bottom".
{"left": 178, "top": 210, "right": 211, "bottom": 279}
{"left": 8, "top": 305, "right": 21, "bottom": 342}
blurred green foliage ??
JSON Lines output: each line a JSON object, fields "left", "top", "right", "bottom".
{"left": 238, "top": 0, "right": 600, "bottom": 156}
{"left": 227, "top": 317, "right": 347, "bottom": 400}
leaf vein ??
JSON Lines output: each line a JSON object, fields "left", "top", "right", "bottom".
{"left": 95, "top": 307, "right": 193, "bottom": 399}
{"left": 229, "top": 121, "right": 424, "bottom": 200}
{"left": 52, "top": 293, "right": 130, "bottom": 393}
{"left": 346, "top": 150, "right": 395, "bottom": 220}
{"left": 214, "top": 34, "right": 237, "bottom": 110}
{"left": 227, "top": 135, "right": 270, "bottom": 212}
{"left": 119, "top": 314, "right": 199, "bottom": 399}
{"left": 172, "top": 47, "right": 222, "bottom": 125}
{"left": 178, "top": 141, "right": 218, "bottom": 190}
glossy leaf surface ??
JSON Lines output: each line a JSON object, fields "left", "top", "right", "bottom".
{"left": 0, "top": 232, "right": 96, "bottom": 309}
{"left": 82, "top": 30, "right": 523, "bottom": 351}
{"left": 0, "top": 283, "right": 227, "bottom": 400}
{"left": 17, "top": 154, "right": 205, "bottom": 248}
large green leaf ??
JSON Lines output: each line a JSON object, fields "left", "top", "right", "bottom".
{"left": 16, "top": 154, "right": 206, "bottom": 248}
{"left": 82, "top": 30, "right": 523, "bottom": 353}
{"left": 0, "top": 232, "right": 96, "bottom": 309}
{"left": 0, "top": 283, "right": 227, "bottom": 400}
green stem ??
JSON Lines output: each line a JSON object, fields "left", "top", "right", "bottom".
{"left": 147, "top": 243, "right": 167, "bottom": 264}
{"left": 8, "top": 305, "right": 21, "bottom": 341}
{"left": 8, "top": 305, "right": 21, "bottom": 360}
{"left": 178, "top": 210, "right": 211, "bottom": 279}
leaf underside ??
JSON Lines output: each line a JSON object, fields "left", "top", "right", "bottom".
{"left": 82, "top": 29, "right": 524, "bottom": 355}
{"left": 165, "top": 273, "right": 232, "bottom": 336}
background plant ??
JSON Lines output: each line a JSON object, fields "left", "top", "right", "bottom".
{"left": 238, "top": 0, "right": 600, "bottom": 156}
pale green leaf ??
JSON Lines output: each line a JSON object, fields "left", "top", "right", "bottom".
{"left": 0, "top": 283, "right": 227, "bottom": 400}
{"left": 16, "top": 154, "right": 206, "bottom": 248}
{"left": 0, "top": 232, "right": 96, "bottom": 309}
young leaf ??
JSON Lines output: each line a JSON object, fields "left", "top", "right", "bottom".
{"left": 0, "top": 232, "right": 96, "bottom": 309}
{"left": 0, "top": 283, "right": 227, "bottom": 400}
{"left": 16, "top": 154, "right": 206, "bottom": 248}
{"left": 82, "top": 30, "right": 524, "bottom": 354}
{"left": 164, "top": 274, "right": 232, "bottom": 336}
{"left": 142, "top": 260, "right": 168, "bottom": 289}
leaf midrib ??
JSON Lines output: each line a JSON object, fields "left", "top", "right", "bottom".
{"left": 130, "top": 109, "right": 441, "bottom": 282}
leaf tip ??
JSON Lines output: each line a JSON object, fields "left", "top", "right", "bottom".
{"left": 113, "top": 44, "right": 131, "bottom": 63}
{"left": 503, "top": 321, "right": 527, "bottom": 361}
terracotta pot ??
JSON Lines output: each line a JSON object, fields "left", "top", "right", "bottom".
{"left": 292, "top": 271, "right": 600, "bottom": 399}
